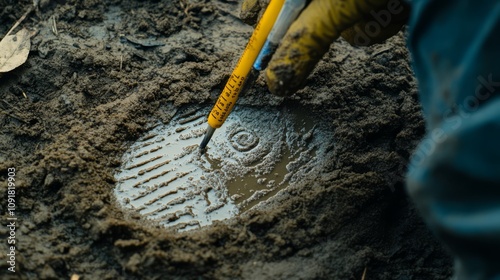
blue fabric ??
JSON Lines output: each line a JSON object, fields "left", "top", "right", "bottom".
{"left": 406, "top": 0, "right": 500, "bottom": 279}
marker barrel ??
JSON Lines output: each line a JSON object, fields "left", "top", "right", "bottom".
{"left": 206, "top": 0, "right": 285, "bottom": 129}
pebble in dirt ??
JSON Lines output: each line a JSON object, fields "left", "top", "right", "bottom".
{"left": 114, "top": 105, "right": 335, "bottom": 231}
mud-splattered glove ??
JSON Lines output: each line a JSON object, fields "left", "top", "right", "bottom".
{"left": 241, "top": 0, "right": 410, "bottom": 96}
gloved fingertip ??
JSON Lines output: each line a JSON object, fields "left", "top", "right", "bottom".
{"left": 265, "top": 65, "right": 300, "bottom": 96}
{"left": 263, "top": 0, "right": 343, "bottom": 96}
{"left": 264, "top": 28, "right": 328, "bottom": 96}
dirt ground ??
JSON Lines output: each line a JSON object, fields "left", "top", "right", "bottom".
{"left": 0, "top": 0, "right": 453, "bottom": 279}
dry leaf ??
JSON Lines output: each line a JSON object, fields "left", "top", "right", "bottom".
{"left": 0, "top": 28, "right": 31, "bottom": 73}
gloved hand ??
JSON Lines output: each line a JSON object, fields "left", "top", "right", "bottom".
{"left": 241, "top": 0, "right": 410, "bottom": 96}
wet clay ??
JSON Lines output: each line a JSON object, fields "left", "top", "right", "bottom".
{"left": 0, "top": 0, "right": 452, "bottom": 279}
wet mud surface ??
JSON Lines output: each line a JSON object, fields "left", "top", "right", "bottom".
{"left": 0, "top": 0, "right": 452, "bottom": 279}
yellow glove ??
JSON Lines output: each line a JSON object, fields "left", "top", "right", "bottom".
{"left": 241, "top": 0, "right": 410, "bottom": 96}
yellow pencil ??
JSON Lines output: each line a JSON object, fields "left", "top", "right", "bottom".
{"left": 200, "top": 0, "right": 285, "bottom": 152}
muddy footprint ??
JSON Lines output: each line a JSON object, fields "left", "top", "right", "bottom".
{"left": 114, "top": 105, "right": 333, "bottom": 231}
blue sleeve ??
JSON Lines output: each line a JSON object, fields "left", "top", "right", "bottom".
{"left": 405, "top": 1, "right": 500, "bottom": 279}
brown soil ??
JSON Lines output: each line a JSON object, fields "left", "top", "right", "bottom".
{"left": 0, "top": 0, "right": 452, "bottom": 279}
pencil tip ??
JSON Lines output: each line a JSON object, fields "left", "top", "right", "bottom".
{"left": 199, "top": 125, "right": 216, "bottom": 154}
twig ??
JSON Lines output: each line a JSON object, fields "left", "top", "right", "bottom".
{"left": 1, "top": 100, "right": 29, "bottom": 123}
{"left": 361, "top": 266, "right": 367, "bottom": 280}
{"left": 371, "top": 46, "right": 393, "bottom": 57}
{"left": 50, "top": 15, "right": 58, "bottom": 36}
{"left": 15, "top": 86, "right": 28, "bottom": 99}
{"left": 0, "top": 110, "right": 28, "bottom": 124}
{"left": 2, "top": 100, "right": 21, "bottom": 113}
{"left": 5, "top": 6, "right": 34, "bottom": 37}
